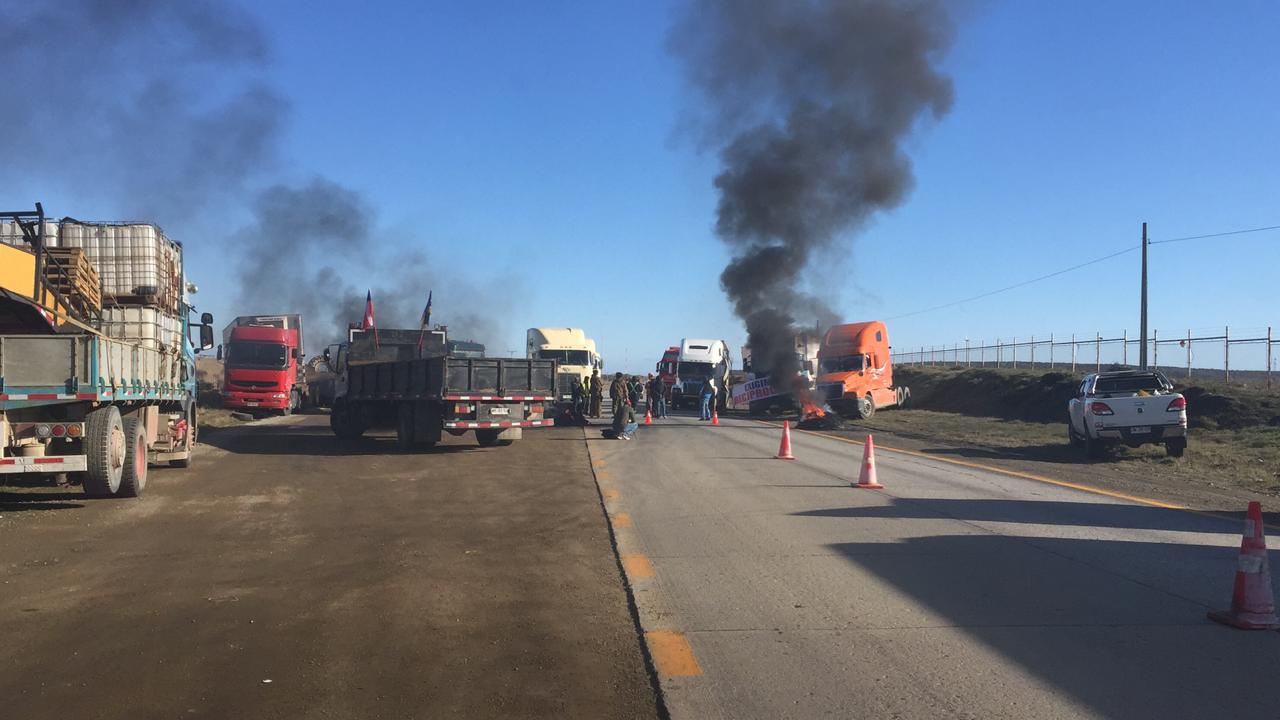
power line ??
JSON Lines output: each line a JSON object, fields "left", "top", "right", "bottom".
{"left": 1149, "top": 223, "right": 1280, "bottom": 245}
{"left": 885, "top": 246, "right": 1137, "bottom": 320}
{"left": 887, "top": 221, "right": 1279, "bottom": 321}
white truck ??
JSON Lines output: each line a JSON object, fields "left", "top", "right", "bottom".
{"left": 670, "top": 338, "right": 731, "bottom": 410}
{"left": 1067, "top": 369, "right": 1187, "bottom": 458}
{"left": 525, "top": 327, "right": 601, "bottom": 407}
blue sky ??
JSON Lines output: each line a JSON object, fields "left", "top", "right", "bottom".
{"left": 13, "top": 1, "right": 1280, "bottom": 373}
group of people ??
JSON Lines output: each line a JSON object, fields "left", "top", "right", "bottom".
{"left": 566, "top": 370, "right": 674, "bottom": 440}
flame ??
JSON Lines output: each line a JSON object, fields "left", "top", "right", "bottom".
{"left": 801, "top": 400, "right": 826, "bottom": 419}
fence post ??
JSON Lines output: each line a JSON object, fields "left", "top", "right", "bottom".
{"left": 1095, "top": 333, "right": 1101, "bottom": 372}
{"left": 1224, "top": 326, "right": 1230, "bottom": 382}
{"left": 1153, "top": 329, "right": 1159, "bottom": 370}
{"left": 1030, "top": 335, "right": 1036, "bottom": 369}
{"left": 1123, "top": 329, "right": 1128, "bottom": 366}
{"left": 1186, "top": 329, "right": 1192, "bottom": 379}
{"left": 980, "top": 341, "right": 985, "bottom": 367}
{"left": 966, "top": 338, "right": 971, "bottom": 367}
{"left": 996, "top": 338, "right": 1000, "bottom": 368}
{"left": 1049, "top": 333, "right": 1055, "bottom": 369}
{"left": 1268, "top": 327, "right": 1273, "bottom": 388}
{"left": 920, "top": 346, "right": 924, "bottom": 366}
{"left": 1012, "top": 337, "right": 1017, "bottom": 369}
{"left": 1071, "top": 333, "right": 1077, "bottom": 373}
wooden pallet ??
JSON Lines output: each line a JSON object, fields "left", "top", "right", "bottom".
{"left": 43, "top": 247, "right": 102, "bottom": 317}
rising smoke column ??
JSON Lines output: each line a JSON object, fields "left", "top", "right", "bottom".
{"left": 670, "top": 0, "right": 954, "bottom": 390}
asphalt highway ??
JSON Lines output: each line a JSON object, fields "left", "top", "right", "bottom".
{"left": 591, "top": 411, "right": 1280, "bottom": 719}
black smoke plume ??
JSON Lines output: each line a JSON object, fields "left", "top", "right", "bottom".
{"left": 671, "top": 0, "right": 954, "bottom": 393}
{"left": 0, "top": 0, "right": 284, "bottom": 220}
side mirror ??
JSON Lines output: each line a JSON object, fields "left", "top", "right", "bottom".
{"left": 200, "top": 312, "right": 214, "bottom": 325}
{"left": 199, "top": 325, "right": 215, "bottom": 351}
{"left": 291, "top": 348, "right": 299, "bottom": 359}
{"left": 323, "top": 348, "right": 332, "bottom": 362}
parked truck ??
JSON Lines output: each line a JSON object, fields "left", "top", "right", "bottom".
{"left": 815, "top": 320, "right": 908, "bottom": 419}
{"left": 0, "top": 205, "right": 214, "bottom": 497}
{"left": 329, "top": 326, "right": 557, "bottom": 449}
{"left": 526, "top": 327, "right": 601, "bottom": 407}
{"left": 221, "top": 314, "right": 304, "bottom": 415}
{"left": 655, "top": 346, "right": 679, "bottom": 394}
{"left": 1067, "top": 369, "right": 1187, "bottom": 458}
{"left": 670, "top": 338, "right": 731, "bottom": 410}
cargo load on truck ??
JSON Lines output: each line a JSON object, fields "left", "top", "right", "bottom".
{"left": 0, "top": 204, "right": 215, "bottom": 498}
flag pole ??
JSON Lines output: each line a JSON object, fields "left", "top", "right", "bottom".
{"left": 416, "top": 290, "right": 434, "bottom": 356}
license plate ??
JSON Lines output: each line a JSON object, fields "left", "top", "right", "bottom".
{"left": 246, "top": 402, "right": 259, "bottom": 407}
{"left": 1130, "top": 426, "right": 1150, "bottom": 434}
{"left": 489, "top": 407, "right": 509, "bottom": 416}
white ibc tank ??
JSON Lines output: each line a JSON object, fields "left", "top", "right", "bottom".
{"left": 0, "top": 220, "right": 60, "bottom": 247}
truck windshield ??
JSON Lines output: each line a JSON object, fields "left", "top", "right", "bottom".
{"left": 680, "top": 361, "right": 713, "bottom": 380}
{"left": 227, "top": 341, "right": 288, "bottom": 369}
{"left": 820, "top": 355, "right": 864, "bottom": 374}
{"left": 538, "top": 349, "right": 591, "bottom": 366}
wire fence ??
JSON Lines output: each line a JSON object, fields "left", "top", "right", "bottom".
{"left": 892, "top": 326, "right": 1278, "bottom": 385}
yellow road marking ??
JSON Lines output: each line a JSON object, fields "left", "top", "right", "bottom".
{"left": 621, "top": 553, "right": 654, "bottom": 578}
{"left": 645, "top": 630, "right": 703, "bottom": 677}
{"left": 611, "top": 512, "right": 633, "bottom": 528}
{"left": 597, "top": 469, "right": 613, "bottom": 480}
{"left": 602, "top": 487, "right": 619, "bottom": 500}
{"left": 757, "top": 420, "right": 1186, "bottom": 510}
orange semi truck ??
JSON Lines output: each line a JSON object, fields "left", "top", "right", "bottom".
{"left": 815, "top": 320, "right": 909, "bottom": 419}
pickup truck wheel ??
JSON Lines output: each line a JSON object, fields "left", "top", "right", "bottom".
{"left": 1083, "top": 430, "right": 1106, "bottom": 460}
{"left": 118, "top": 415, "right": 148, "bottom": 498}
{"left": 84, "top": 406, "right": 124, "bottom": 497}
{"left": 1166, "top": 438, "right": 1187, "bottom": 458}
{"left": 853, "top": 394, "right": 875, "bottom": 420}
{"left": 1067, "top": 421, "right": 1084, "bottom": 447}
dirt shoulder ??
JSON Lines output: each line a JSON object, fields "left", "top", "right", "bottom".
{"left": 804, "top": 409, "right": 1280, "bottom": 512}
{"left": 0, "top": 417, "right": 659, "bottom": 719}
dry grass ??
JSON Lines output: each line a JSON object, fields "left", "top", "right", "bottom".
{"left": 199, "top": 408, "right": 249, "bottom": 429}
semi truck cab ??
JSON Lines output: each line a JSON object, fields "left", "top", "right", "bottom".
{"left": 816, "top": 320, "right": 907, "bottom": 419}
{"left": 222, "top": 316, "right": 304, "bottom": 415}
{"left": 671, "top": 338, "right": 730, "bottom": 409}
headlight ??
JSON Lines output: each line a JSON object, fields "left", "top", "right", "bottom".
{"left": 272, "top": 393, "right": 287, "bottom": 399}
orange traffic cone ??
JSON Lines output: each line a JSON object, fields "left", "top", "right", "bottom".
{"left": 776, "top": 420, "right": 795, "bottom": 460}
{"left": 1208, "top": 501, "right": 1279, "bottom": 629}
{"left": 711, "top": 409, "right": 719, "bottom": 426}
{"left": 644, "top": 408, "right": 652, "bottom": 425}
{"left": 853, "top": 435, "right": 883, "bottom": 489}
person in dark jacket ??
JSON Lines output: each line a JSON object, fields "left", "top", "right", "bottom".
{"left": 628, "top": 376, "right": 641, "bottom": 409}
{"left": 609, "top": 372, "right": 627, "bottom": 411}
{"left": 589, "top": 370, "right": 603, "bottom": 417}
{"left": 612, "top": 399, "right": 638, "bottom": 440}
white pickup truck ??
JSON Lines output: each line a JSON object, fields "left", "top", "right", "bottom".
{"left": 1067, "top": 370, "right": 1188, "bottom": 458}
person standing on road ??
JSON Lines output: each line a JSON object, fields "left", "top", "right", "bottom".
{"left": 701, "top": 377, "right": 716, "bottom": 421}
{"left": 628, "top": 376, "right": 641, "bottom": 409}
{"left": 589, "top": 370, "right": 603, "bottom": 418}
{"left": 612, "top": 398, "right": 638, "bottom": 440}
{"left": 609, "top": 372, "right": 627, "bottom": 412}
{"left": 647, "top": 373, "right": 665, "bottom": 418}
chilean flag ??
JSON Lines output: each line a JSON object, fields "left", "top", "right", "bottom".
{"left": 361, "top": 290, "right": 375, "bottom": 330}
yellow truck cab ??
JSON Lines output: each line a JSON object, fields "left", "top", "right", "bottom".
{"left": 526, "top": 327, "right": 602, "bottom": 405}
{"left": 815, "top": 320, "right": 909, "bottom": 419}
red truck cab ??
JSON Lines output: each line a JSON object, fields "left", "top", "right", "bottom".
{"left": 222, "top": 323, "right": 303, "bottom": 415}
{"left": 815, "top": 320, "right": 908, "bottom": 419}
{"left": 656, "top": 346, "right": 679, "bottom": 392}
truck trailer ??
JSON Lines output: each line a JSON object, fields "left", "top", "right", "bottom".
{"left": 0, "top": 205, "right": 214, "bottom": 497}
{"left": 221, "top": 314, "right": 304, "bottom": 415}
{"left": 329, "top": 327, "right": 558, "bottom": 449}
{"left": 815, "top": 320, "right": 909, "bottom": 419}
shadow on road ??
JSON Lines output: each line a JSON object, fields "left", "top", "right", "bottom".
{"left": 826, "top": 533, "right": 1280, "bottom": 719}
{"left": 793, "top": 497, "right": 1278, "bottom": 535}
{"left": 201, "top": 424, "right": 482, "bottom": 457}
{"left": 0, "top": 490, "right": 86, "bottom": 511}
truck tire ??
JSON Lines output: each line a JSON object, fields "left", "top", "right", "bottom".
{"left": 1067, "top": 420, "right": 1084, "bottom": 447}
{"left": 396, "top": 402, "right": 416, "bottom": 451}
{"left": 118, "top": 415, "right": 148, "bottom": 498}
{"left": 853, "top": 393, "right": 875, "bottom": 420}
{"left": 330, "top": 399, "right": 364, "bottom": 440}
{"left": 1166, "top": 438, "right": 1187, "bottom": 458}
{"left": 170, "top": 404, "right": 195, "bottom": 468}
{"left": 84, "top": 406, "right": 125, "bottom": 497}
{"left": 476, "top": 429, "right": 503, "bottom": 447}
{"left": 1083, "top": 430, "right": 1106, "bottom": 460}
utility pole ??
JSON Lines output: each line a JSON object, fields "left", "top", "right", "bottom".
{"left": 1139, "top": 222, "right": 1149, "bottom": 368}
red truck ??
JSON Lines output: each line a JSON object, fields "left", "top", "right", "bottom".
{"left": 221, "top": 314, "right": 305, "bottom": 415}
{"left": 815, "top": 320, "right": 909, "bottom": 419}
{"left": 656, "top": 345, "right": 679, "bottom": 393}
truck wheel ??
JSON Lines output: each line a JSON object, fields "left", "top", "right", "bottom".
{"left": 330, "top": 399, "right": 364, "bottom": 440}
{"left": 854, "top": 394, "right": 875, "bottom": 419}
{"left": 1166, "top": 438, "right": 1187, "bottom": 458}
{"left": 84, "top": 406, "right": 125, "bottom": 497}
{"left": 396, "top": 403, "right": 416, "bottom": 451}
{"left": 1067, "top": 421, "right": 1084, "bottom": 447}
{"left": 1083, "top": 431, "right": 1105, "bottom": 460}
{"left": 170, "top": 404, "right": 195, "bottom": 468}
{"left": 118, "top": 415, "right": 148, "bottom": 498}
{"left": 476, "top": 429, "right": 501, "bottom": 447}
